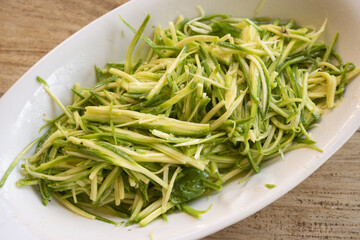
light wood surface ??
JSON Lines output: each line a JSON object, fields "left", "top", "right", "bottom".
{"left": 0, "top": 1, "right": 359, "bottom": 239}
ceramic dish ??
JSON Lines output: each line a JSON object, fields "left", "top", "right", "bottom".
{"left": 1, "top": 0, "right": 360, "bottom": 239}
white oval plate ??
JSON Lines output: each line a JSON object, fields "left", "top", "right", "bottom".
{"left": 1, "top": 0, "right": 360, "bottom": 239}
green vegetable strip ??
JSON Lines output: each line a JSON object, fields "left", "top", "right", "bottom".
{"left": 53, "top": 193, "right": 96, "bottom": 220}
{"left": 323, "top": 32, "right": 338, "bottom": 62}
{"left": 37, "top": 77, "right": 74, "bottom": 121}
{"left": 120, "top": 16, "right": 163, "bottom": 57}
{"left": 2, "top": 9, "right": 359, "bottom": 228}
{"left": 139, "top": 202, "right": 174, "bottom": 226}
{"left": 149, "top": 143, "right": 205, "bottom": 170}
{"left": 124, "top": 14, "right": 150, "bottom": 73}
{"left": 0, "top": 138, "right": 40, "bottom": 187}
{"left": 83, "top": 107, "right": 209, "bottom": 137}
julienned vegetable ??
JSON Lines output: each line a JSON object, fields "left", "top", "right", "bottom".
{"left": 1, "top": 9, "right": 359, "bottom": 227}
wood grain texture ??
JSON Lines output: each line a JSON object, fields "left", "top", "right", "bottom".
{"left": 0, "top": 1, "right": 359, "bottom": 239}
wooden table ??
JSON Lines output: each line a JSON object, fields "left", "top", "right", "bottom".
{"left": 1, "top": 1, "right": 359, "bottom": 239}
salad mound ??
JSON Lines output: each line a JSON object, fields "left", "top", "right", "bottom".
{"left": 1, "top": 9, "right": 359, "bottom": 227}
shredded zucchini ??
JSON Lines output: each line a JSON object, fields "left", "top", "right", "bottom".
{"left": 1, "top": 9, "right": 359, "bottom": 227}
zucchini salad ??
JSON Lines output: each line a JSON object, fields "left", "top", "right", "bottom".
{"left": 1, "top": 9, "right": 359, "bottom": 227}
